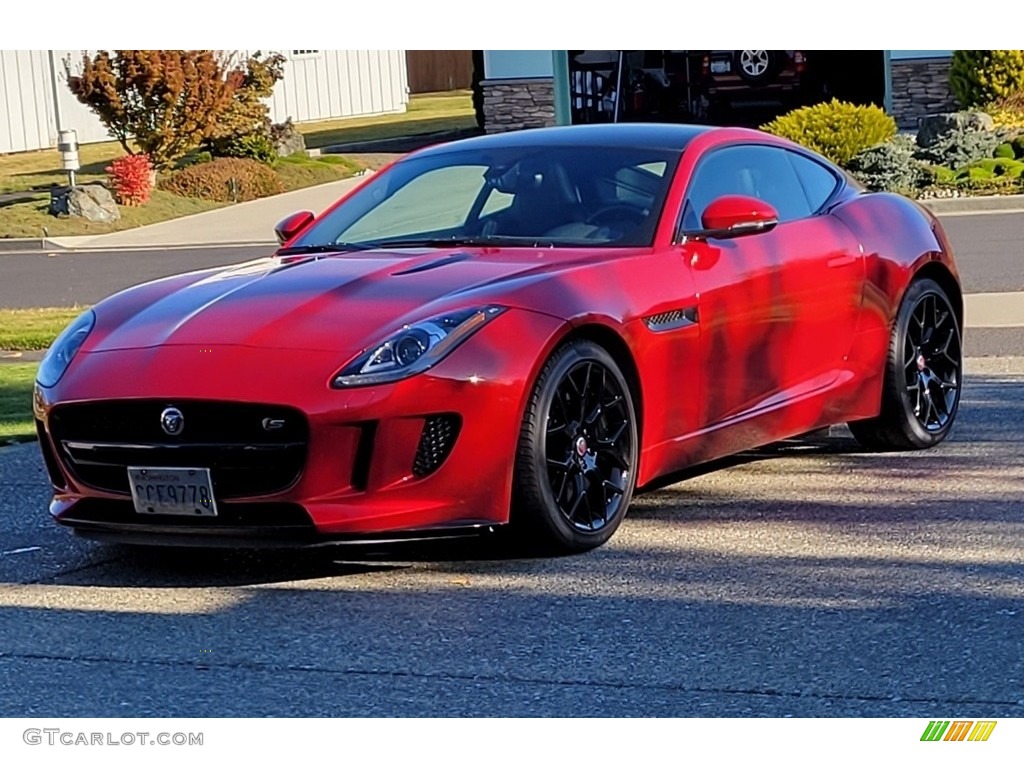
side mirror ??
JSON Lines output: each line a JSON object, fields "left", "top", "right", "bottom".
{"left": 684, "top": 195, "right": 778, "bottom": 240}
{"left": 274, "top": 210, "right": 315, "bottom": 245}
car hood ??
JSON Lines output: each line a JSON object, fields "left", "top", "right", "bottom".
{"left": 89, "top": 247, "right": 615, "bottom": 354}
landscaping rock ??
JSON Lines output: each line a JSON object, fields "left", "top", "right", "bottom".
{"left": 917, "top": 111, "right": 995, "bottom": 148}
{"left": 271, "top": 120, "right": 306, "bottom": 158}
{"left": 49, "top": 184, "right": 121, "bottom": 223}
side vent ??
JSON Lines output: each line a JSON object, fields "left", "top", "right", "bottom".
{"left": 644, "top": 307, "right": 699, "bottom": 332}
{"left": 412, "top": 415, "right": 461, "bottom": 478}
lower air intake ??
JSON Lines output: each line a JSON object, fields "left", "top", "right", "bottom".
{"left": 412, "top": 414, "right": 461, "bottom": 478}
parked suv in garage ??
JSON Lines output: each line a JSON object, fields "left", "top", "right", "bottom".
{"left": 700, "top": 50, "right": 806, "bottom": 100}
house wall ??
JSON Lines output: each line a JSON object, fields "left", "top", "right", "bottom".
{"left": 0, "top": 50, "right": 410, "bottom": 154}
{"left": 0, "top": 50, "right": 55, "bottom": 154}
{"left": 266, "top": 50, "right": 408, "bottom": 125}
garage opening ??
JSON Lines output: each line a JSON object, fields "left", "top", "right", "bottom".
{"left": 567, "top": 50, "right": 887, "bottom": 128}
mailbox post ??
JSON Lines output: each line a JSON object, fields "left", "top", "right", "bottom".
{"left": 57, "top": 129, "right": 80, "bottom": 188}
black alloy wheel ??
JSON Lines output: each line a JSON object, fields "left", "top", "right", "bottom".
{"left": 513, "top": 340, "right": 638, "bottom": 552}
{"left": 903, "top": 290, "right": 961, "bottom": 433}
{"left": 850, "top": 278, "right": 963, "bottom": 450}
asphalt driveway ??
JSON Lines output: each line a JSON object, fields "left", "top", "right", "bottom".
{"left": 1, "top": 357, "right": 1021, "bottom": 717}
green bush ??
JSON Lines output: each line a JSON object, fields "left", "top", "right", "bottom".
{"left": 846, "top": 135, "right": 929, "bottom": 194}
{"left": 208, "top": 132, "right": 278, "bottom": 164}
{"left": 950, "top": 51, "right": 1024, "bottom": 108}
{"left": 1013, "top": 135, "right": 1024, "bottom": 159}
{"left": 914, "top": 126, "right": 1003, "bottom": 169}
{"left": 159, "top": 157, "right": 284, "bottom": 202}
{"left": 761, "top": 99, "right": 897, "bottom": 166}
{"left": 272, "top": 154, "right": 361, "bottom": 192}
{"left": 994, "top": 142, "right": 1016, "bottom": 159}
{"left": 986, "top": 91, "right": 1024, "bottom": 130}
{"left": 955, "top": 157, "right": 1024, "bottom": 180}
{"left": 923, "top": 164, "right": 958, "bottom": 186}
{"left": 175, "top": 150, "right": 214, "bottom": 169}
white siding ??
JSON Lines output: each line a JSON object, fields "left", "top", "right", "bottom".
{"left": 0, "top": 50, "right": 54, "bottom": 154}
{"left": 1, "top": 50, "right": 409, "bottom": 154}
{"left": 266, "top": 50, "right": 408, "bottom": 125}
{"left": 51, "top": 50, "right": 119, "bottom": 145}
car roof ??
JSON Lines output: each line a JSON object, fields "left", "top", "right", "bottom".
{"left": 411, "top": 123, "right": 715, "bottom": 158}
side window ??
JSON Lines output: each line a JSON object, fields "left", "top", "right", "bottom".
{"left": 681, "top": 145, "right": 813, "bottom": 231}
{"left": 787, "top": 152, "right": 840, "bottom": 213}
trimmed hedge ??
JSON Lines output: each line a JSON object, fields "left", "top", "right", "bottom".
{"left": 761, "top": 99, "right": 897, "bottom": 166}
{"left": 159, "top": 157, "right": 284, "bottom": 202}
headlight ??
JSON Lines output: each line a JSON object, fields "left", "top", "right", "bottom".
{"left": 332, "top": 306, "right": 504, "bottom": 387}
{"left": 37, "top": 310, "right": 95, "bottom": 388}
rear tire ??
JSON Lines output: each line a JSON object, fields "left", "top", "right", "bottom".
{"left": 512, "top": 340, "right": 638, "bottom": 553}
{"left": 849, "top": 277, "right": 962, "bottom": 450}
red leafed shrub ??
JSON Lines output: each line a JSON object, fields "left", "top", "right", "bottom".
{"left": 106, "top": 154, "right": 153, "bottom": 206}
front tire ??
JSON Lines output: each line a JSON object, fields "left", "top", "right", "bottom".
{"left": 512, "top": 340, "right": 638, "bottom": 553}
{"left": 849, "top": 277, "right": 963, "bottom": 450}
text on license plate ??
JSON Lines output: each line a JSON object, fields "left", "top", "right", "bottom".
{"left": 127, "top": 467, "right": 218, "bottom": 517}
{"left": 711, "top": 60, "right": 730, "bottom": 73}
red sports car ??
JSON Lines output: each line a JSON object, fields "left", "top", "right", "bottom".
{"left": 33, "top": 124, "right": 963, "bottom": 553}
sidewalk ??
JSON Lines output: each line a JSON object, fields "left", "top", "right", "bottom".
{"left": 46, "top": 174, "right": 371, "bottom": 250}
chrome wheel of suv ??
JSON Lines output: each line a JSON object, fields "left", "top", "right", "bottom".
{"left": 739, "top": 50, "right": 770, "bottom": 78}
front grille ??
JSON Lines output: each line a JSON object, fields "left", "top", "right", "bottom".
{"left": 412, "top": 414, "right": 460, "bottom": 478}
{"left": 49, "top": 401, "right": 308, "bottom": 499}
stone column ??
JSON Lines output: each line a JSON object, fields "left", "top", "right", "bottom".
{"left": 890, "top": 57, "right": 958, "bottom": 130}
{"left": 481, "top": 78, "right": 557, "bottom": 133}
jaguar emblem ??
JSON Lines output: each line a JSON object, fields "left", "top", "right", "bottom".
{"left": 160, "top": 407, "right": 185, "bottom": 436}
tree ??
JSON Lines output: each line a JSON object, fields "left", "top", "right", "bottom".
{"left": 212, "top": 51, "right": 286, "bottom": 142}
{"left": 65, "top": 50, "right": 284, "bottom": 170}
{"left": 950, "top": 50, "right": 1024, "bottom": 109}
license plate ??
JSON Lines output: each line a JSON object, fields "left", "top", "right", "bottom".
{"left": 128, "top": 467, "right": 218, "bottom": 517}
{"left": 710, "top": 60, "right": 731, "bottom": 74}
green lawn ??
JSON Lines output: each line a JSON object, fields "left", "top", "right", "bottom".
{"left": 0, "top": 307, "right": 86, "bottom": 351}
{"left": 0, "top": 140, "right": 127, "bottom": 195}
{"left": 0, "top": 363, "right": 37, "bottom": 443}
{"left": 0, "top": 190, "right": 227, "bottom": 239}
{"left": 273, "top": 153, "right": 362, "bottom": 191}
{"left": 299, "top": 90, "right": 476, "bottom": 149}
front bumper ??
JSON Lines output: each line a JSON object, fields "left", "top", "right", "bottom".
{"left": 34, "top": 309, "right": 565, "bottom": 544}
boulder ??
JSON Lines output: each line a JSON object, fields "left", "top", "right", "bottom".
{"left": 271, "top": 119, "right": 306, "bottom": 158}
{"left": 917, "top": 111, "right": 995, "bottom": 148}
{"left": 49, "top": 184, "right": 121, "bottom": 222}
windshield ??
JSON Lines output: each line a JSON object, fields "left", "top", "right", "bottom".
{"left": 291, "top": 144, "right": 680, "bottom": 250}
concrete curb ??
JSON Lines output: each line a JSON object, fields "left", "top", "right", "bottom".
{"left": 45, "top": 239, "right": 275, "bottom": 251}
{"left": 922, "top": 193, "right": 1024, "bottom": 215}
{"left": 0, "top": 238, "right": 58, "bottom": 253}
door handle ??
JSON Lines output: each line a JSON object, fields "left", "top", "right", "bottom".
{"left": 827, "top": 254, "right": 858, "bottom": 269}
